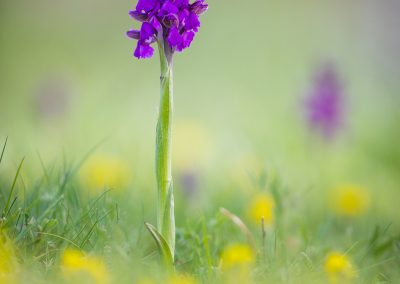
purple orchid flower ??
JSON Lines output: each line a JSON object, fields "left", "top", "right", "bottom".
{"left": 127, "top": 0, "right": 208, "bottom": 59}
{"left": 304, "top": 64, "right": 345, "bottom": 140}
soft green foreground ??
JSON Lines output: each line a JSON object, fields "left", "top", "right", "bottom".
{"left": 0, "top": 137, "right": 399, "bottom": 284}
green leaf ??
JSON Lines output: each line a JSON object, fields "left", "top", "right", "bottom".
{"left": 145, "top": 222, "right": 174, "bottom": 268}
{"left": 2, "top": 157, "right": 25, "bottom": 218}
{"left": 0, "top": 136, "right": 8, "bottom": 166}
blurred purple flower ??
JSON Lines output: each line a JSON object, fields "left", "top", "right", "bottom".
{"left": 34, "top": 77, "right": 72, "bottom": 120}
{"left": 179, "top": 170, "right": 199, "bottom": 199}
{"left": 127, "top": 0, "right": 208, "bottom": 59}
{"left": 304, "top": 64, "right": 345, "bottom": 139}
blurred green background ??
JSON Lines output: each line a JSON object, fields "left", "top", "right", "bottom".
{"left": 0, "top": 0, "right": 399, "bottom": 222}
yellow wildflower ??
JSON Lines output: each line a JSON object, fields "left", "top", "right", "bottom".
{"left": 80, "top": 155, "right": 130, "bottom": 194}
{"left": 248, "top": 193, "right": 275, "bottom": 225}
{"left": 220, "top": 244, "right": 254, "bottom": 283}
{"left": 220, "top": 243, "right": 255, "bottom": 270}
{"left": 167, "top": 274, "right": 198, "bottom": 284}
{"left": 61, "top": 249, "right": 110, "bottom": 284}
{"left": 324, "top": 251, "right": 356, "bottom": 283}
{"left": 0, "top": 234, "right": 18, "bottom": 284}
{"left": 331, "top": 184, "right": 370, "bottom": 217}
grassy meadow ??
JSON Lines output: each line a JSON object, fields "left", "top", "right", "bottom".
{"left": 0, "top": 0, "right": 400, "bottom": 283}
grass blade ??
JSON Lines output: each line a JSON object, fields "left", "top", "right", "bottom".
{"left": 80, "top": 208, "right": 113, "bottom": 248}
{"left": 2, "top": 157, "right": 25, "bottom": 218}
{"left": 36, "top": 232, "right": 80, "bottom": 248}
{"left": 0, "top": 136, "right": 8, "bottom": 166}
{"left": 220, "top": 207, "right": 256, "bottom": 250}
{"left": 59, "top": 137, "right": 107, "bottom": 193}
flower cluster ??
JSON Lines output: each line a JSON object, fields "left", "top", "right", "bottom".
{"left": 248, "top": 193, "right": 275, "bottom": 226}
{"left": 0, "top": 234, "right": 19, "bottom": 284}
{"left": 331, "top": 184, "right": 370, "bottom": 217}
{"left": 304, "top": 64, "right": 344, "bottom": 139}
{"left": 80, "top": 155, "right": 130, "bottom": 194}
{"left": 127, "top": 0, "right": 208, "bottom": 59}
{"left": 61, "top": 249, "right": 110, "bottom": 284}
{"left": 324, "top": 251, "right": 356, "bottom": 282}
{"left": 220, "top": 243, "right": 255, "bottom": 282}
{"left": 220, "top": 243, "right": 255, "bottom": 270}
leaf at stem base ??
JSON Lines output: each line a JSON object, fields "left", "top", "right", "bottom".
{"left": 144, "top": 222, "right": 174, "bottom": 268}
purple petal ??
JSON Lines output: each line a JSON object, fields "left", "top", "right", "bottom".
{"left": 178, "top": 9, "right": 190, "bottom": 27}
{"left": 175, "top": 0, "right": 189, "bottom": 7}
{"left": 126, "top": 29, "right": 140, "bottom": 40}
{"left": 160, "top": 1, "right": 179, "bottom": 16}
{"left": 179, "top": 30, "right": 195, "bottom": 50}
{"left": 140, "top": 22, "right": 156, "bottom": 43}
{"left": 136, "top": 0, "right": 158, "bottom": 12}
{"left": 167, "top": 27, "right": 182, "bottom": 47}
{"left": 134, "top": 41, "right": 154, "bottom": 59}
{"left": 150, "top": 17, "right": 162, "bottom": 34}
{"left": 185, "top": 13, "right": 200, "bottom": 31}
{"left": 190, "top": 1, "right": 208, "bottom": 15}
{"left": 129, "top": 10, "right": 149, "bottom": 22}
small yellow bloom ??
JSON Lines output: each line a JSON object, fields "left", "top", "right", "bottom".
{"left": 80, "top": 155, "right": 130, "bottom": 193}
{"left": 220, "top": 244, "right": 254, "bottom": 284}
{"left": 61, "top": 249, "right": 110, "bottom": 284}
{"left": 331, "top": 184, "right": 370, "bottom": 217}
{"left": 324, "top": 251, "right": 356, "bottom": 283}
{"left": 248, "top": 193, "right": 275, "bottom": 225}
{"left": 0, "top": 234, "right": 18, "bottom": 284}
{"left": 167, "top": 274, "right": 198, "bottom": 284}
{"left": 220, "top": 243, "right": 255, "bottom": 270}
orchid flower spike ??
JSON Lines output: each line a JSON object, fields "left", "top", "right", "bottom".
{"left": 127, "top": 0, "right": 208, "bottom": 60}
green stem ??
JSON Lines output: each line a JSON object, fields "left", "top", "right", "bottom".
{"left": 156, "top": 42, "right": 175, "bottom": 261}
